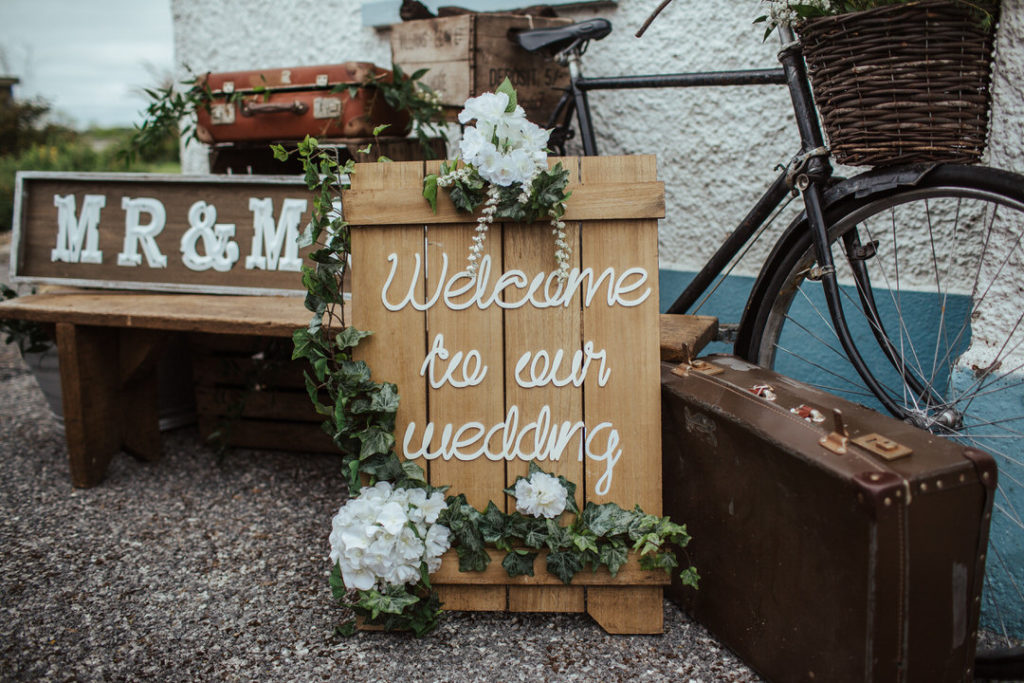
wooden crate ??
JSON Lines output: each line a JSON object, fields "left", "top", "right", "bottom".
{"left": 390, "top": 14, "right": 572, "bottom": 122}
{"left": 343, "top": 156, "right": 667, "bottom": 634}
{"left": 190, "top": 333, "right": 335, "bottom": 453}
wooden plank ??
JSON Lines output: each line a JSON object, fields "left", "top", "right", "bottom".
{"left": 194, "top": 386, "right": 322, "bottom": 422}
{"left": 505, "top": 157, "right": 584, "bottom": 614}
{"left": 431, "top": 549, "right": 670, "bottom": 586}
{"left": 192, "top": 355, "right": 310, "bottom": 390}
{"left": 421, "top": 162, "right": 507, "bottom": 612}
{"left": 56, "top": 323, "right": 122, "bottom": 487}
{"left": 349, "top": 162, "right": 430, "bottom": 472}
{"left": 659, "top": 313, "right": 718, "bottom": 362}
{"left": 342, "top": 181, "right": 665, "bottom": 225}
{"left": 118, "top": 329, "right": 166, "bottom": 462}
{"left": 579, "top": 155, "right": 664, "bottom": 634}
{"left": 0, "top": 292, "right": 329, "bottom": 337}
{"left": 198, "top": 417, "right": 337, "bottom": 452}
{"left": 12, "top": 172, "right": 315, "bottom": 294}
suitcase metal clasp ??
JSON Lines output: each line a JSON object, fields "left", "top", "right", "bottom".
{"left": 852, "top": 433, "right": 913, "bottom": 461}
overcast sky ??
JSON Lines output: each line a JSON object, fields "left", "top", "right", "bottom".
{"left": 0, "top": 0, "right": 174, "bottom": 129}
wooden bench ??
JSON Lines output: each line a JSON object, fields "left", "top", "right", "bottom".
{"left": 0, "top": 290, "right": 715, "bottom": 488}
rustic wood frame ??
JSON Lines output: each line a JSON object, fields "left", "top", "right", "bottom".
{"left": 11, "top": 171, "right": 316, "bottom": 296}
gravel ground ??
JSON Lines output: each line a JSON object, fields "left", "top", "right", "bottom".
{"left": 0, "top": 239, "right": 763, "bottom": 682}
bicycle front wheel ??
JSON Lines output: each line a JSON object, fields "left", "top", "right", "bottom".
{"left": 737, "top": 164, "right": 1024, "bottom": 650}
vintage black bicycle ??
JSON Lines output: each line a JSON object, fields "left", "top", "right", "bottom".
{"left": 513, "top": 15, "right": 1024, "bottom": 674}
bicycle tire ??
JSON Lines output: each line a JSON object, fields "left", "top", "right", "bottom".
{"left": 735, "top": 164, "right": 1024, "bottom": 664}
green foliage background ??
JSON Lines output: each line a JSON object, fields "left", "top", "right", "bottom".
{"left": 0, "top": 95, "right": 180, "bottom": 233}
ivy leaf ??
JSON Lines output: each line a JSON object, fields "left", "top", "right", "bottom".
{"left": 598, "top": 543, "right": 629, "bottom": 577}
{"left": 334, "top": 619, "right": 357, "bottom": 637}
{"left": 501, "top": 549, "right": 537, "bottom": 578}
{"left": 368, "top": 383, "right": 400, "bottom": 414}
{"left": 639, "top": 551, "right": 679, "bottom": 573}
{"left": 359, "top": 587, "right": 420, "bottom": 620}
{"left": 329, "top": 562, "right": 347, "bottom": 600}
{"left": 357, "top": 426, "right": 395, "bottom": 459}
{"left": 335, "top": 326, "right": 373, "bottom": 351}
{"left": 478, "top": 501, "right": 508, "bottom": 545}
{"left": 580, "top": 502, "right": 634, "bottom": 538}
{"left": 679, "top": 566, "right": 701, "bottom": 590}
{"left": 523, "top": 518, "right": 548, "bottom": 549}
{"left": 456, "top": 545, "right": 491, "bottom": 573}
{"left": 423, "top": 174, "right": 439, "bottom": 213}
{"left": 271, "top": 143, "right": 289, "bottom": 162}
{"left": 372, "top": 123, "right": 391, "bottom": 136}
{"left": 401, "top": 460, "right": 427, "bottom": 483}
{"left": 546, "top": 550, "right": 583, "bottom": 585}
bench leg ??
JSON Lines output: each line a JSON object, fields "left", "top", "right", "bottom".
{"left": 55, "top": 323, "right": 164, "bottom": 488}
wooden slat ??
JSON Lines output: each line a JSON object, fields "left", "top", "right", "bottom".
{"left": 198, "top": 417, "right": 336, "bottom": 452}
{"left": 343, "top": 181, "right": 665, "bottom": 225}
{"left": 194, "top": 386, "right": 321, "bottom": 422}
{"left": 0, "top": 292, "right": 329, "bottom": 337}
{"left": 659, "top": 314, "right": 718, "bottom": 362}
{"left": 349, "top": 162, "right": 430, "bottom": 469}
{"left": 505, "top": 157, "right": 585, "bottom": 614}
{"left": 430, "top": 549, "right": 671, "bottom": 586}
{"left": 579, "top": 155, "right": 665, "bottom": 635}
{"left": 421, "top": 162, "right": 507, "bottom": 612}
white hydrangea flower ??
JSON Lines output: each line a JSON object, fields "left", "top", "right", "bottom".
{"left": 459, "top": 91, "right": 510, "bottom": 125}
{"left": 514, "top": 471, "right": 569, "bottom": 519}
{"left": 328, "top": 481, "right": 451, "bottom": 591}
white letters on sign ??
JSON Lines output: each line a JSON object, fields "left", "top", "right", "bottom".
{"left": 245, "top": 197, "right": 307, "bottom": 271}
{"left": 45, "top": 193, "right": 311, "bottom": 276}
{"left": 180, "top": 201, "right": 240, "bottom": 272}
{"left": 117, "top": 197, "right": 168, "bottom": 268}
{"left": 51, "top": 194, "right": 105, "bottom": 264}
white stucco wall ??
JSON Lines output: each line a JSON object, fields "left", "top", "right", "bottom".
{"left": 172, "top": 0, "right": 1023, "bottom": 274}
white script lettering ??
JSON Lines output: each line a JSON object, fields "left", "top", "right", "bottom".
{"left": 381, "top": 253, "right": 650, "bottom": 312}
{"left": 419, "top": 333, "right": 487, "bottom": 388}
{"left": 514, "top": 341, "right": 611, "bottom": 388}
{"left": 402, "top": 405, "right": 622, "bottom": 495}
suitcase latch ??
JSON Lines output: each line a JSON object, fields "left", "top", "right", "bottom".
{"left": 819, "top": 409, "right": 849, "bottom": 455}
{"left": 210, "top": 103, "right": 236, "bottom": 125}
{"left": 852, "top": 433, "right": 913, "bottom": 461}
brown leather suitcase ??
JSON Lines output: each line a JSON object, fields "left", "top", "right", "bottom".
{"left": 194, "top": 62, "right": 410, "bottom": 143}
{"left": 661, "top": 354, "right": 996, "bottom": 683}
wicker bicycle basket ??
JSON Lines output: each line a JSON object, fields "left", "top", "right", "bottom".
{"left": 798, "top": 1, "right": 997, "bottom": 166}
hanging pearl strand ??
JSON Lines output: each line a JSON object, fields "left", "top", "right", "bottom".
{"left": 551, "top": 201, "right": 570, "bottom": 282}
{"left": 466, "top": 184, "right": 501, "bottom": 281}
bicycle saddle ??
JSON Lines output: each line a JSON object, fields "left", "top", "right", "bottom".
{"left": 512, "top": 18, "right": 612, "bottom": 54}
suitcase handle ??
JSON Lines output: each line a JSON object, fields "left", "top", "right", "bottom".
{"left": 240, "top": 100, "right": 309, "bottom": 117}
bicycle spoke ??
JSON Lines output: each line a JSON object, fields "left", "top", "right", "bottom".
{"left": 773, "top": 343, "right": 880, "bottom": 398}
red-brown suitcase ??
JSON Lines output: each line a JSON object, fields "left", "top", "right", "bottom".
{"left": 194, "top": 62, "right": 410, "bottom": 143}
{"left": 661, "top": 355, "right": 996, "bottom": 682}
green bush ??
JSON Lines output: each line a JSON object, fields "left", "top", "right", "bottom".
{"left": 0, "top": 100, "right": 181, "bottom": 232}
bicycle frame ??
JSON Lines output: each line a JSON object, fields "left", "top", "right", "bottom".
{"left": 550, "top": 27, "right": 925, "bottom": 419}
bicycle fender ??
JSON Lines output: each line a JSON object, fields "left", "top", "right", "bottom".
{"left": 734, "top": 163, "right": 958, "bottom": 357}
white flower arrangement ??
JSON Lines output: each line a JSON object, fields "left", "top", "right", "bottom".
{"left": 423, "top": 80, "right": 572, "bottom": 282}
{"left": 758, "top": 0, "right": 833, "bottom": 32}
{"left": 513, "top": 470, "right": 569, "bottom": 519}
{"left": 329, "top": 481, "right": 451, "bottom": 591}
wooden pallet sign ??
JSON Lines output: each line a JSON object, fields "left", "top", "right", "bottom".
{"left": 345, "top": 156, "right": 667, "bottom": 634}
{"left": 10, "top": 172, "right": 314, "bottom": 295}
